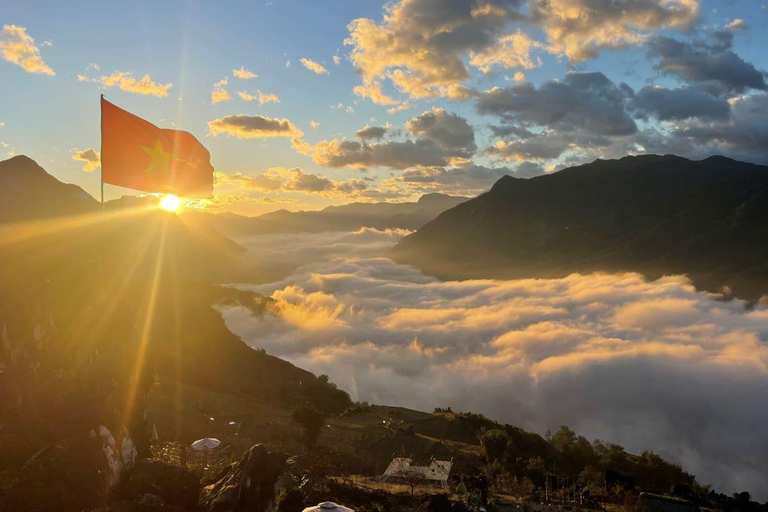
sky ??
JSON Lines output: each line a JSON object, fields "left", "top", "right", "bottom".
{"left": 1, "top": 0, "right": 768, "bottom": 215}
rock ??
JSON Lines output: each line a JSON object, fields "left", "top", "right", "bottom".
{"left": 275, "top": 489, "right": 306, "bottom": 512}
{"left": 199, "top": 444, "right": 286, "bottom": 512}
{"left": 3, "top": 435, "right": 110, "bottom": 511}
{"left": 116, "top": 459, "right": 200, "bottom": 510}
{"left": 135, "top": 492, "right": 166, "bottom": 507}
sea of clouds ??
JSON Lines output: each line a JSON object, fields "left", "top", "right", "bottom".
{"left": 220, "top": 228, "right": 768, "bottom": 499}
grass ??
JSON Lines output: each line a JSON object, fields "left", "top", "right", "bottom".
{"left": 330, "top": 474, "right": 451, "bottom": 498}
{"left": 145, "top": 377, "right": 303, "bottom": 456}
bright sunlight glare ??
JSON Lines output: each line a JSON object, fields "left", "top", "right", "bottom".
{"left": 159, "top": 194, "right": 182, "bottom": 212}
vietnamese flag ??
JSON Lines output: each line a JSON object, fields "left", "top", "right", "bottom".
{"left": 101, "top": 96, "right": 213, "bottom": 197}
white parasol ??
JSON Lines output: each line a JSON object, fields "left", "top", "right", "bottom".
{"left": 190, "top": 437, "right": 221, "bottom": 451}
{"left": 302, "top": 502, "right": 355, "bottom": 512}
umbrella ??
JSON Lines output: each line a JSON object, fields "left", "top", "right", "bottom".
{"left": 190, "top": 437, "right": 221, "bottom": 451}
{"left": 302, "top": 502, "right": 355, "bottom": 512}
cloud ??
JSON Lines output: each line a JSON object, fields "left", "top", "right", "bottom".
{"left": 211, "top": 78, "right": 232, "bottom": 104}
{"left": 382, "top": 162, "right": 525, "bottom": 196}
{"left": 355, "top": 124, "right": 390, "bottom": 141}
{"left": 227, "top": 228, "right": 413, "bottom": 278}
{"left": 189, "top": 194, "right": 298, "bottom": 210}
{"left": 300, "top": 58, "right": 329, "bottom": 75}
{"left": 238, "top": 90, "right": 280, "bottom": 104}
{"left": 469, "top": 31, "right": 542, "bottom": 73}
{"left": 631, "top": 85, "right": 730, "bottom": 121}
{"left": 345, "top": 0, "right": 527, "bottom": 101}
{"left": 218, "top": 232, "right": 768, "bottom": 500}
{"left": 80, "top": 71, "right": 172, "bottom": 97}
{"left": 72, "top": 148, "right": 100, "bottom": 172}
{"left": 214, "top": 170, "right": 283, "bottom": 192}
{"left": 488, "top": 131, "right": 581, "bottom": 161}
{"left": 299, "top": 138, "right": 459, "bottom": 170}
{"left": 208, "top": 114, "right": 303, "bottom": 140}
{"left": 0, "top": 25, "right": 55, "bottom": 75}
{"left": 298, "top": 109, "right": 476, "bottom": 170}
{"left": 215, "top": 167, "right": 371, "bottom": 198}
{"left": 233, "top": 67, "right": 257, "bottom": 79}
{"left": 724, "top": 18, "right": 747, "bottom": 31}
{"left": 353, "top": 81, "right": 400, "bottom": 106}
{"left": 532, "top": 0, "right": 699, "bottom": 62}
{"left": 310, "top": 120, "right": 320, "bottom": 130}
{"left": 667, "top": 92, "right": 768, "bottom": 161}
{"left": 647, "top": 34, "right": 767, "bottom": 95}
{"left": 477, "top": 72, "right": 637, "bottom": 136}
{"left": 406, "top": 108, "right": 476, "bottom": 152}
{"left": 333, "top": 55, "right": 341, "bottom": 65}
{"left": 344, "top": 0, "right": 698, "bottom": 102}
{"left": 387, "top": 102, "right": 414, "bottom": 114}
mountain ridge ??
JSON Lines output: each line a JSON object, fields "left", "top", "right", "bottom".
{"left": 184, "top": 192, "right": 469, "bottom": 237}
{"left": 394, "top": 154, "right": 768, "bottom": 300}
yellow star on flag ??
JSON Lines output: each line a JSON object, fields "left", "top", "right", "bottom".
{"left": 140, "top": 139, "right": 175, "bottom": 174}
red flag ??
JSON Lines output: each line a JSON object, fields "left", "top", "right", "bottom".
{"left": 101, "top": 96, "right": 213, "bottom": 197}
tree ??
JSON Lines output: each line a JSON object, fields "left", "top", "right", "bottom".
{"left": 393, "top": 464, "right": 424, "bottom": 496}
{"left": 594, "top": 440, "right": 629, "bottom": 470}
{"left": 526, "top": 456, "right": 546, "bottom": 476}
{"left": 291, "top": 404, "right": 326, "bottom": 448}
{"left": 579, "top": 465, "right": 605, "bottom": 495}
{"left": 549, "top": 426, "right": 596, "bottom": 467}
{"left": 479, "top": 428, "right": 512, "bottom": 463}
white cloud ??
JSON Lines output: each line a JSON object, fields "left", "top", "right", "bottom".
{"left": 79, "top": 71, "right": 172, "bottom": 97}
{"left": 0, "top": 25, "right": 54, "bottom": 75}
{"left": 211, "top": 78, "right": 232, "bottom": 104}
{"left": 300, "top": 58, "right": 329, "bottom": 75}
{"left": 238, "top": 90, "right": 280, "bottom": 104}
{"left": 725, "top": 18, "right": 747, "bottom": 31}
{"left": 219, "top": 232, "right": 768, "bottom": 500}
{"left": 233, "top": 67, "right": 257, "bottom": 79}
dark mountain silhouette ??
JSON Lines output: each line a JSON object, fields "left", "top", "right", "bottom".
{"left": 0, "top": 155, "right": 99, "bottom": 221}
{"left": 183, "top": 192, "right": 468, "bottom": 237}
{"left": 394, "top": 154, "right": 768, "bottom": 299}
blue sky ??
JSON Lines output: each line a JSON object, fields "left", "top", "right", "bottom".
{"left": 2, "top": 0, "right": 768, "bottom": 214}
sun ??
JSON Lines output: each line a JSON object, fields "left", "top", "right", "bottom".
{"left": 159, "top": 194, "right": 182, "bottom": 212}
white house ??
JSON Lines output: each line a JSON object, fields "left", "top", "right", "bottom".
{"left": 381, "top": 456, "right": 453, "bottom": 487}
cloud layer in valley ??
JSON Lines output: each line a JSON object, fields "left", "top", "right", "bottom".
{"left": 220, "top": 231, "right": 768, "bottom": 499}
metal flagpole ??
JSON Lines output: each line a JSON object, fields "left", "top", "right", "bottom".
{"left": 100, "top": 94, "right": 105, "bottom": 209}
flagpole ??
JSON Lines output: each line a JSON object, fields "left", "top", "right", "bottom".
{"left": 100, "top": 94, "right": 104, "bottom": 209}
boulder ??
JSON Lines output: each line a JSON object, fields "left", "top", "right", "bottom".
{"left": 2, "top": 435, "right": 110, "bottom": 511}
{"left": 115, "top": 459, "right": 200, "bottom": 510}
{"left": 199, "top": 444, "right": 286, "bottom": 512}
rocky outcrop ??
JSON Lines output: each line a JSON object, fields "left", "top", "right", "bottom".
{"left": 199, "top": 444, "right": 286, "bottom": 512}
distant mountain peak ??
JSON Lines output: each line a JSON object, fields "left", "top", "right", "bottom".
{"left": 0, "top": 154, "right": 98, "bottom": 221}
{"left": 417, "top": 192, "right": 461, "bottom": 203}
{"left": 1, "top": 154, "right": 45, "bottom": 174}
